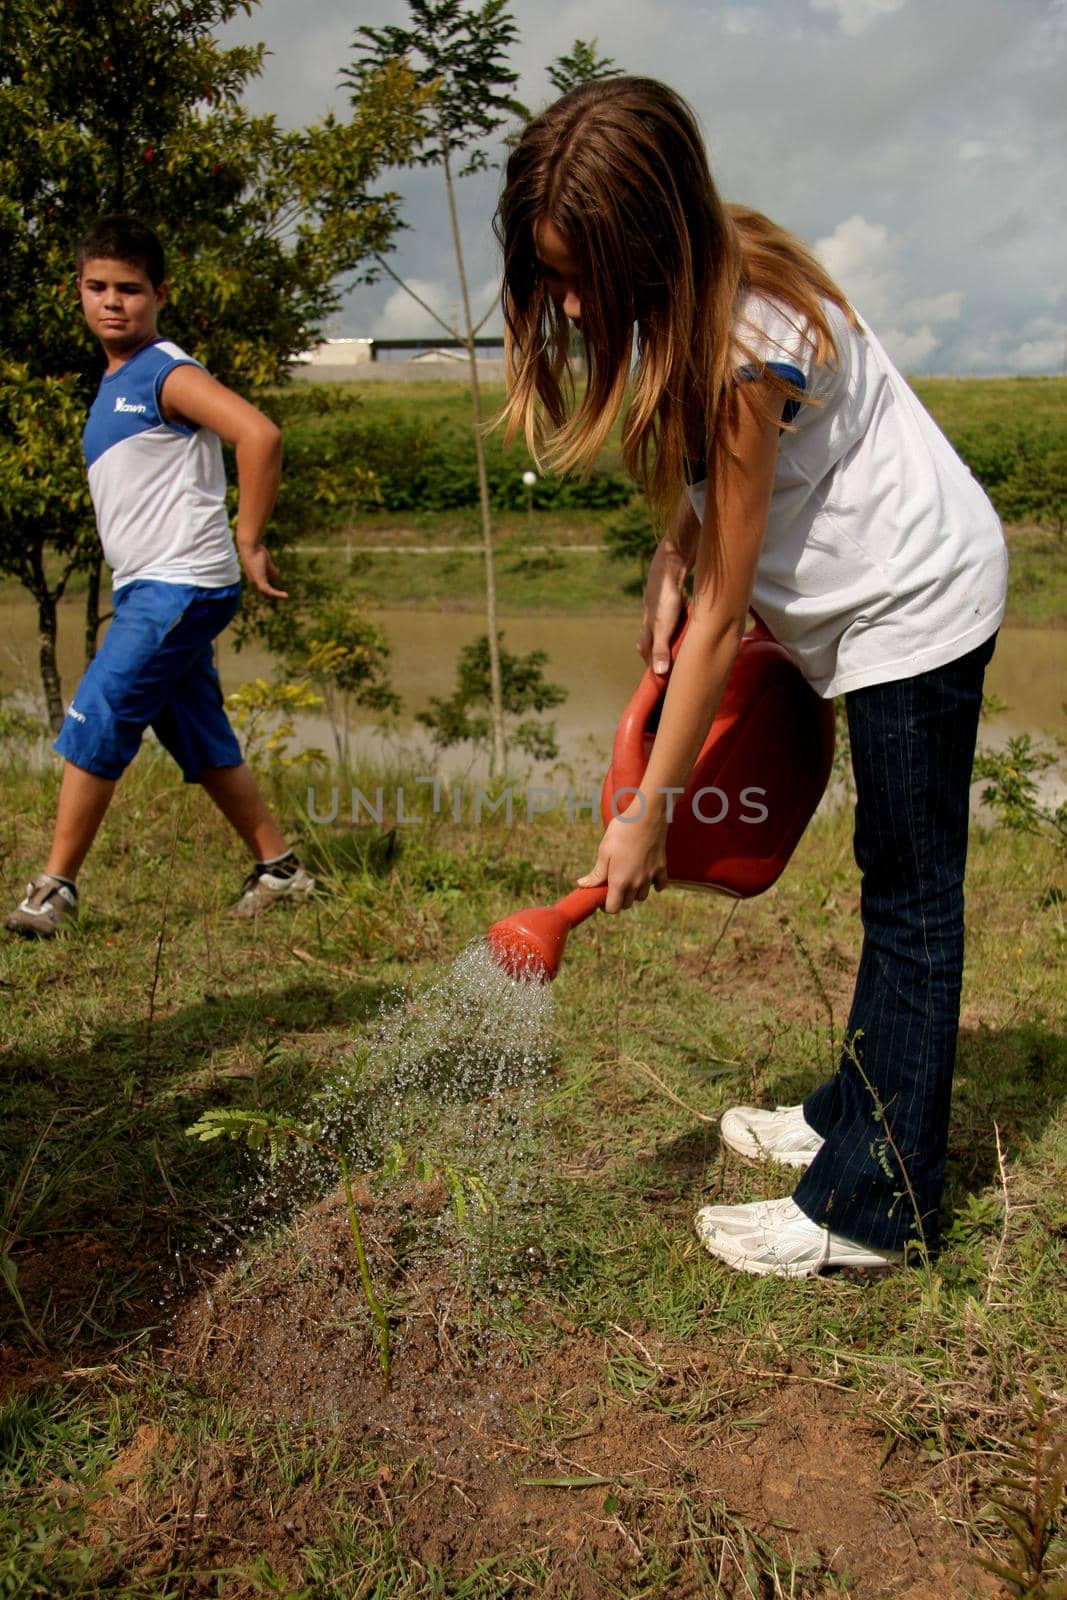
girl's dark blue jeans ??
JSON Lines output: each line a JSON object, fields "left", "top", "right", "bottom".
{"left": 792, "top": 633, "right": 997, "bottom": 1254}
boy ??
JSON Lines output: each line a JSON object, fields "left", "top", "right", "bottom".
{"left": 6, "top": 214, "right": 313, "bottom": 938}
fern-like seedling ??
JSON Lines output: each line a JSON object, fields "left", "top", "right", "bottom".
{"left": 187, "top": 1108, "right": 393, "bottom": 1392}
{"left": 979, "top": 1380, "right": 1067, "bottom": 1598}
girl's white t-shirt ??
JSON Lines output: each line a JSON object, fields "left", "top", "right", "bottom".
{"left": 684, "top": 294, "right": 1008, "bottom": 697}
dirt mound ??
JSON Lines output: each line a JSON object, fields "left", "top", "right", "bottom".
{"left": 115, "top": 1185, "right": 1010, "bottom": 1598}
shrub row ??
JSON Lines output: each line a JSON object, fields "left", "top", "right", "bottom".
{"left": 273, "top": 409, "right": 631, "bottom": 531}
{"left": 949, "top": 426, "right": 1066, "bottom": 534}
{"left": 269, "top": 382, "right": 1066, "bottom": 534}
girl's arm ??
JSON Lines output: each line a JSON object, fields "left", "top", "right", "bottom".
{"left": 579, "top": 382, "right": 781, "bottom": 912}
{"left": 160, "top": 365, "right": 286, "bottom": 598}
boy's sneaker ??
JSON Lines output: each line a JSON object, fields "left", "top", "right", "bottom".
{"left": 227, "top": 860, "right": 315, "bottom": 919}
{"left": 694, "top": 1195, "right": 903, "bottom": 1279}
{"left": 5, "top": 873, "right": 79, "bottom": 939}
{"left": 719, "top": 1103, "right": 825, "bottom": 1169}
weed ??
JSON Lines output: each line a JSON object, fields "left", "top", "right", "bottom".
{"left": 974, "top": 731, "right": 1067, "bottom": 856}
{"left": 978, "top": 1380, "right": 1067, "bottom": 1597}
{"left": 187, "top": 1107, "right": 394, "bottom": 1390}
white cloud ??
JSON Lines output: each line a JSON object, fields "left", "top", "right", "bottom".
{"left": 471, "top": 276, "right": 505, "bottom": 337}
{"left": 958, "top": 136, "right": 1031, "bottom": 164}
{"left": 723, "top": 5, "right": 758, "bottom": 35}
{"left": 220, "top": 0, "right": 1066, "bottom": 375}
{"left": 371, "top": 274, "right": 503, "bottom": 341}
{"left": 814, "top": 214, "right": 963, "bottom": 371}
{"left": 373, "top": 279, "right": 457, "bottom": 340}
{"left": 810, "top": 0, "right": 907, "bottom": 36}
{"left": 877, "top": 326, "right": 940, "bottom": 370}
{"left": 814, "top": 215, "right": 892, "bottom": 298}
{"left": 907, "top": 290, "right": 965, "bottom": 324}
{"left": 1012, "top": 336, "right": 1065, "bottom": 373}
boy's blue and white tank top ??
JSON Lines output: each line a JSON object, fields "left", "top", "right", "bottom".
{"left": 82, "top": 339, "right": 240, "bottom": 591}
{"left": 685, "top": 293, "right": 1008, "bottom": 697}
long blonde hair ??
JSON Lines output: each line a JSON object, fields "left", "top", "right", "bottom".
{"left": 496, "top": 78, "right": 856, "bottom": 537}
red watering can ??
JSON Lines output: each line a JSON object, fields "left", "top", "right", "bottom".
{"left": 486, "top": 610, "right": 835, "bottom": 981}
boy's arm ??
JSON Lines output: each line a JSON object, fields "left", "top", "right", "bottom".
{"left": 159, "top": 365, "right": 286, "bottom": 598}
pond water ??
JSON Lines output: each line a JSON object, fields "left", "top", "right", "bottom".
{"left": 1, "top": 593, "right": 1064, "bottom": 789}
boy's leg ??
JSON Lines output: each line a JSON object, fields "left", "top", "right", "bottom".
{"left": 199, "top": 763, "right": 288, "bottom": 860}
{"left": 8, "top": 762, "right": 116, "bottom": 936}
{"left": 45, "top": 762, "right": 118, "bottom": 881}
{"left": 793, "top": 634, "right": 996, "bottom": 1253}
{"left": 198, "top": 763, "right": 313, "bottom": 918}
{"left": 147, "top": 599, "right": 314, "bottom": 916}
{"left": 8, "top": 583, "right": 190, "bottom": 937}
{"left": 147, "top": 623, "right": 293, "bottom": 863}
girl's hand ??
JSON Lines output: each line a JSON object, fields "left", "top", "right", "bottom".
{"left": 638, "top": 497, "right": 700, "bottom": 674}
{"left": 577, "top": 798, "right": 669, "bottom": 914}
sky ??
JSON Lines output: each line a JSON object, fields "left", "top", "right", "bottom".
{"left": 221, "top": 0, "right": 1067, "bottom": 376}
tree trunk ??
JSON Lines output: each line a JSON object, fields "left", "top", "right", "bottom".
{"left": 84, "top": 548, "right": 104, "bottom": 664}
{"left": 442, "top": 142, "right": 506, "bottom": 779}
{"left": 37, "top": 590, "right": 64, "bottom": 734}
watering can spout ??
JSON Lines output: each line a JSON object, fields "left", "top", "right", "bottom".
{"left": 485, "top": 884, "right": 608, "bottom": 983}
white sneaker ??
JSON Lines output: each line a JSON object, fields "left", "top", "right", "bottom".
{"left": 5, "top": 873, "right": 79, "bottom": 939}
{"left": 694, "top": 1196, "right": 903, "bottom": 1278}
{"left": 719, "top": 1103, "right": 825, "bottom": 1169}
{"left": 227, "top": 862, "right": 315, "bottom": 919}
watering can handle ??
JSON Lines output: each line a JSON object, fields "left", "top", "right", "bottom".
{"left": 609, "top": 605, "right": 775, "bottom": 791}
{"left": 609, "top": 608, "right": 690, "bottom": 779}
{"left": 640, "top": 604, "right": 773, "bottom": 703}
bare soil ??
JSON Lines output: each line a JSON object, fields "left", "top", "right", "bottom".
{"left": 82, "top": 1184, "right": 1009, "bottom": 1599}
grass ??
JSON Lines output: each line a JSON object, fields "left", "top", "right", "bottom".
{"left": 909, "top": 374, "right": 1066, "bottom": 439}
{"left": 1001, "top": 524, "right": 1067, "bottom": 628}
{"left": 277, "top": 517, "right": 1067, "bottom": 626}
{"left": 1, "top": 744, "right": 1065, "bottom": 1595}
{"left": 3, "top": 513, "right": 1064, "bottom": 635}
{"left": 319, "top": 539, "right": 639, "bottom": 615}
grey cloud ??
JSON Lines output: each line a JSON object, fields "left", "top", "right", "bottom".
{"left": 220, "top": 0, "right": 1065, "bottom": 375}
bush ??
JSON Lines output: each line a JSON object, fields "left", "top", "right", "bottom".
{"left": 949, "top": 424, "right": 1067, "bottom": 532}
{"left": 997, "top": 446, "right": 1067, "bottom": 538}
{"left": 603, "top": 496, "right": 661, "bottom": 593}
{"left": 274, "top": 408, "right": 631, "bottom": 531}
{"left": 417, "top": 633, "right": 567, "bottom": 762}
{"left": 268, "top": 377, "right": 1066, "bottom": 535}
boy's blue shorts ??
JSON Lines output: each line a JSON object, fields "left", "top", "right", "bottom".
{"left": 54, "top": 579, "right": 244, "bottom": 782}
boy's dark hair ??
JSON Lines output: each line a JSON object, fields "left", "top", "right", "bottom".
{"left": 76, "top": 215, "right": 166, "bottom": 287}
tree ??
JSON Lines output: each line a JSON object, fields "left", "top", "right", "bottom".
{"left": 546, "top": 39, "right": 620, "bottom": 96}
{"left": 237, "top": 573, "right": 401, "bottom": 767}
{"left": 417, "top": 635, "right": 566, "bottom": 763}
{"left": 0, "top": 0, "right": 427, "bottom": 728}
{"left": 0, "top": 368, "right": 94, "bottom": 729}
{"left": 603, "top": 496, "right": 661, "bottom": 598}
{"left": 344, "top": 1, "right": 527, "bottom": 778}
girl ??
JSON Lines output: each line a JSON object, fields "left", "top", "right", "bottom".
{"left": 496, "top": 78, "right": 1007, "bottom": 1278}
